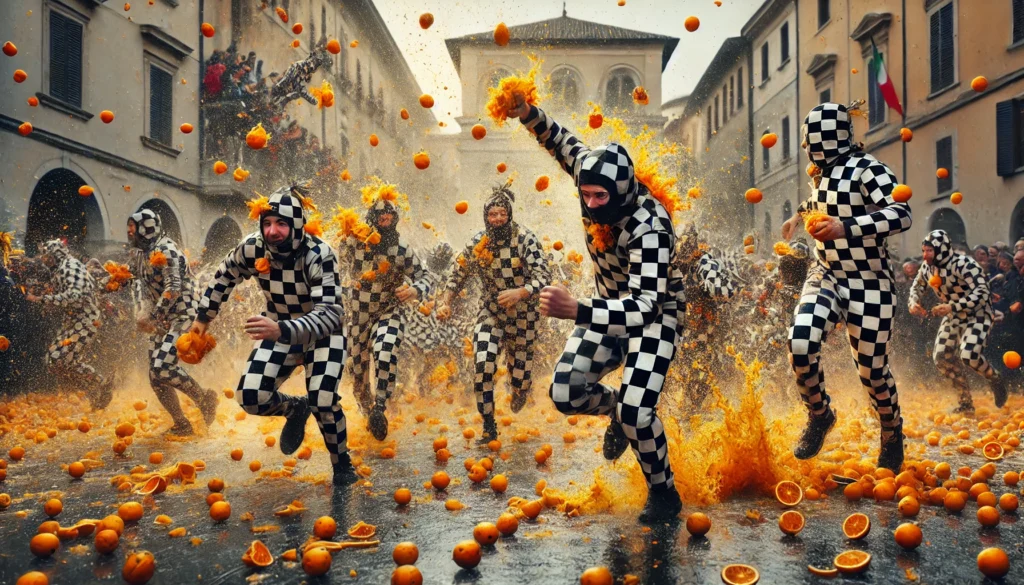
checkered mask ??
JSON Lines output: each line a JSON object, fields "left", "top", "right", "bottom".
{"left": 366, "top": 199, "right": 400, "bottom": 248}
{"left": 40, "top": 238, "right": 70, "bottom": 263}
{"left": 802, "top": 103, "right": 853, "bottom": 167}
{"left": 128, "top": 209, "right": 162, "bottom": 250}
{"left": 923, "top": 229, "right": 953, "bottom": 267}
{"left": 484, "top": 185, "right": 515, "bottom": 241}
{"left": 577, "top": 142, "right": 637, "bottom": 225}
{"left": 261, "top": 186, "right": 307, "bottom": 259}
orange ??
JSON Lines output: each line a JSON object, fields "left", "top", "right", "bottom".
{"left": 721, "top": 564, "right": 760, "bottom": 585}
{"left": 774, "top": 480, "right": 803, "bottom": 506}
{"left": 473, "top": 522, "right": 499, "bottom": 546}
{"left": 977, "top": 505, "right": 1000, "bottom": 527}
{"left": 100, "top": 110, "right": 115, "bottom": 124}
{"left": 977, "top": 547, "right": 1010, "bottom": 578}
{"left": 248, "top": 460, "right": 262, "bottom": 472}
{"left": 493, "top": 22, "right": 510, "bottom": 46}
{"left": 969, "top": 483, "right": 990, "bottom": 500}
{"left": 16, "top": 572, "right": 48, "bottom": 585}
{"left": 488, "top": 440, "right": 502, "bottom": 452}
{"left": 843, "top": 482, "right": 863, "bottom": 502}
{"left": 891, "top": 184, "right": 912, "bottom": 203}
{"left": 419, "top": 94, "right": 434, "bottom": 108}
{"left": 534, "top": 449, "right": 549, "bottom": 464}
{"left": 1004, "top": 471, "right": 1020, "bottom": 486}
{"left": 180, "top": 123, "right": 193, "bottom": 134}
{"left": 206, "top": 493, "right": 225, "bottom": 506}
{"left": 468, "top": 465, "right": 488, "bottom": 483}
{"left": 496, "top": 162, "right": 507, "bottom": 173}
{"left": 391, "top": 565, "right": 423, "bottom": 585}
{"left": 580, "top": 566, "right": 614, "bottom": 585}
{"left": 744, "top": 188, "right": 763, "bottom": 204}
{"left": 419, "top": 13, "right": 434, "bottom": 29}
{"left": 589, "top": 112, "right": 604, "bottom": 129}
{"left": 464, "top": 457, "right": 477, "bottom": 471}
{"left": 369, "top": 134, "right": 379, "bottom": 147}
{"left": 684, "top": 15, "right": 700, "bottom": 32}
{"left": 38, "top": 521, "right": 59, "bottom": 534}
{"left": 394, "top": 488, "right": 412, "bottom": 506}
{"left": 246, "top": 123, "right": 270, "bottom": 150}
{"left": 2, "top": 41, "right": 16, "bottom": 56}
{"left": 490, "top": 474, "right": 508, "bottom": 493}
{"left": 208, "top": 478, "right": 225, "bottom": 492}
{"left": 326, "top": 39, "right": 341, "bottom": 54}
{"left": 431, "top": 471, "right": 451, "bottom": 490}
{"left": 392, "top": 541, "right": 419, "bottom": 565}
{"left": 209, "top": 501, "right": 231, "bottom": 522}
{"left": 432, "top": 437, "right": 448, "bottom": 452}
{"left": 1004, "top": 351, "right": 1021, "bottom": 369}
{"left": 842, "top": 513, "right": 870, "bottom": 540}
{"left": 43, "top": 498, "right": 62, "bottom": 517}
{"left": 17, "top": 122, "right": 32, "bottom": 136}
{"left": 99, "top": 515, "right": 125, "bottom": 536}
{"left": 13, "top": 69, "right": 27, "bottom": 83}
{"left": 944, "top": 490, "right": 967, "bottom": 513}
{"left": 348, "top": 521, "right": 377, "bottom": 539}
{"left": 452, "top": 540, "right": 482, "bottom": 569}
{"left": 313, "top": 516, "right": 337, "bottom": 539}
{"left": 471, "top": 124, "right": 487, "bottom": 140}
{"left": 242, "top": 540, "right": 273, "bottom": 567}
{"left": 455, "top": 201, "right": 469, "bottom": 214}
{"left": 118, "top": 502, "right": 144, "bottom": 522}
{"left": 520, "top": 499, "right": 543, "bottom": 520}
{"left": 68, "top": 460, "right": 86, "bottom": 478}
{"left": 976, "top": 491, "right": 998, "bottom": 507}
{"left": 291, "top": 23, "right": 303, "bottom": 34}
{"left": 201, "top": 22, "right": 215, "bottom": 38}
{"left": 462, "top": 427, "right": 476, "bottom": 440}
{"left": 894, "top": 523, "right": 922, "bottom": 550}
{"left": 78, "top": 185, "right": 94, "bottom": 197}
{"left": 212, "top": 161, "right": 228, "bottom": 175}
{"left": 898, "top": 496, "right": 920, "bottom": 517}
{"left": 760, "top": 133, "right": 778, "bottom": 148}
{"left": 936, "top": 167, "right": 949, "bottom": 179}
{"left": 302, "top": 546, "right": 332, "bottom": 576}
{"left": 971, "top": 76, "right": 989, "bottom": 92}
{"left": 983, "top": 442, "right": 1004, "bottom": 460}
{"left": 999, "top": 493, "right": 1019, "bottom": 512}
{"left": 928, "top": 487, "right": 949, "bottom": 505}
{"left": 9, "top": 446, "right": 25, "bottom": 461}
{"left": 833, "top": 550, "right": 871, "bottom": 574}
{"left": 380, "top": 447, "right": 396, "bottom": 459}
{"left": 149, "top": 452, "right": 164, "bottom": 465}
{"left": 778, "top": 510, "right": 804, "bottom": 536}
{"left": 935, "top": 462, "right": 952, "bottom": 479}
{"left": 496, "top": 512, "right": 519, "bottom": 536}
{"left": 900, "top": 127, "right": 914, "bottom": 142}
{"left": 807, "top": 566, "right": 839, "bottom": 578}
{"left": 30, "top": 533, "right": 60, "bottom": 557}
{"left": 686, "top": 512, "right": 711, "bottom": 537}
{"left": 872, "top": 482, "right": 895, "bottom": 501}
{"left": 122, "top": 551, "right": 155, "bottom": 584}
{"left": 413, "top": 151, "right": 430, "bottom": 170}
{"left": 479, "top": 457, "right": 494, "bottom": 471}
{"left": 536, "top": 175, "right": 550, "bottom": 192}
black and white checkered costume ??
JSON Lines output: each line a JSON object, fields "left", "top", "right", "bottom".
{"left": 520, "top": 105, "right": 685, "bottom": 492}
{"left": 271, "top": 48, "right": 332, "bottom": 106}
{"left": 340, "top": 200, "right": 432, "bottom": 413}
{"left": 128, "top": 209, "right": 216, "bottom": 431}
{"left": 197, "top": 186, "right": 348, "bottom": 465}
{"left": 788, "top": 103, "right": 912, "bottom": 439}
{"left": 445, "top": 187, "right": 552, "bottom": 416}
{"left": 910, "top": 230, "right": 997, "bottom": 409}
{"left": 39, "top": 239, "right": 109, "bottom": 398}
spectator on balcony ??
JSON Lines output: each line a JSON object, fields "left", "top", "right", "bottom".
{"left": 203, "top": 52, "right": 226, "bottom": 101}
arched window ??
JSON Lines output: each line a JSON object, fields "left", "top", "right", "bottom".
{"left": 782, "top": 200, "right": 793, "bottom": 220}
{"left": 1012, "top": 198, "right": 1024, "bottom": 243}
{"left": 137, "top": 199, "right": 182, "bottom": 244}
{"left": 26, "top": 169, "right": 103, "bottom": 255}
{"left": 203, "top": 216, "right": 242, "bottom": 264}
{"left": 763, "top": 211, "right": 773, "bottom": 245}
{"left": 548, "top": 68, "right": 581, "bottom": 111}
{"left": 929, "top": 208, "right": 967, "bottom": 247}
{"left": 605, "top": 68, "right": 639, "bottom": 111}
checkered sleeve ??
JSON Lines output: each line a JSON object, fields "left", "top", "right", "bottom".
{"left": 445, "top": 237, "right": 479, "bottom": 295}
{"left": 152, "top": 243, "right": 184, "bottom": 320}
{"left": 844, "top": 159, "right": 912, "bottom": 240}
{"left": 197, "top": 238, "right": 256, "bottom": 323}
{"left": 278, "top": 242, "right": 343, "bottom": 345}
{"left": 575, "top": 226, "right": 671, "bottom": 336}
{"left": 522, "top": 231, "right": 552, "bottom": 294}
{"left": 42, "top": 263, "right": 84, "bottom": 307}
{"left": 908, "top": 265, "right": 928, "bottom": 308}
{"left": 404, "top": 248, "right": 432, "bottom": 298}
{"left": 697, "top": 253, "right": 736, "bottom": 300}
{"left": 520, "top": 105, "right": 591, "bottom": 181}
{"left": 950, "top": 256, "right": 990, "bottom": 314}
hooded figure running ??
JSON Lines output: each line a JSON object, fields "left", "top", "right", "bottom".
{"left": 190, "top": 184, "right": 353, "bottom": 483}
{"left": 128, "top": 209, "right": 218, "bottom": 435}
{"left": 26, "top": 239, "right": 113, "bottom": 408}
{"left": 910, "top": 229, "right": 1006, "bottom": 413}
{"left": 341, "top": 197, "right": 432, "bottom": 441}
{"left": 437, "top": 184, "right": 552, "bottom": 439}
{"left": 508, "top": 99, "right": 686, "bottom": 522}
{"left": 780, "top": 103, "right": 912, "bottom": 472}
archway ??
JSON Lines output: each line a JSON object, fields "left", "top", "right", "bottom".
{"left": 1011, "top": 197, "right": 1024, "bottom": 243}
{"left": 25, "top": 169, "right": 104, "bottom": 256}
{"left": 136, "top": 199, "right": 182, "bottom": 243}
{"left": 928, "top": 207, "right": 967, "bottom": 246}
{"left": 203, "top": 216, "right": 242, "bottom": 264}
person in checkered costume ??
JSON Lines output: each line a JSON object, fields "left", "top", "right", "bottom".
{"left": 910, "top": 230, "right": 1006, "bottom": 413}
{"left": 127, "top": 209, "right": 218, "bottom": 435}
{"left": 26, "top": 239, "right": 113, "bottom": 408}
{"left": 191, "top": 184, "right": 353, "bottom": 482}
{"left": 340, "top": 198, "right": 432, "bottom": 441}
{"left": 436, "top": 184, "right": 552, "bottom": 439}
{"left": 510, "top": 100, "right": 686, "bottom": 522}
{"left": 780, "top": 102, "right": 913, "bottom": 472}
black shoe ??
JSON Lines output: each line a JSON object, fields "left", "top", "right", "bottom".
{"left": 793, "top": 408, "right": 836, "bottom": 460}
{"left": 991, "top": 377, "right": 1008, "bottom": 408}
{"left": 91, "top": 378, "right": 114, "bottom": 410}
{"left": 166, "top": 421, "right": 194, "bottom": 436}
{"left": 953, "top": 396, "right": 975, "bottom": 416}
{"left": 332, "top": 454, "right": 358, "bottom": 487}
{"left": 877, "top": 423, "right": 904, "bottom": 473}
{"left": 279, "top": 397, "right": 311, "bottom": 455}
{"left": 602, "top": 419, "right": 629, "bottom": 461}
{"left": 480, "top": 416, "right": 498, "bottom": 442}
{"left": 199, "top": 389, "right": 219, "bottom": 427}
{"left": 368, "top": 405, "right": 389, "bottom": 441}
{"left": 510, "top": 388, "right": 529, "bottom": 413}
{"left": 638, "top": 487, "right": 682, "bottom": 524}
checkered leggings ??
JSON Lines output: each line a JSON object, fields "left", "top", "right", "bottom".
{"left": 148, "top": 318, "right": 211, "bottom": 427}
{"left": 237, "top": 335, "right": 348, "bottom": 464}
{"left": 933, "top": 311, "right": 996, "bottom": 407}
{"left": 349, "top": 311, "right": 403, "bottom": 412}
{"left": 472, "top": 307, "right": 538, "bottom": 416}
{"left": 788, "top": 264, "right": 901, "bottom": 436}
{"left": 47, "top": 308, "right": 107, "bottom": 395}
{"left": 549, "top": 308, "right": 679, "bottom": 491}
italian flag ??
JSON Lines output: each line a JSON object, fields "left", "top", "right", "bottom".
{"left": 872, "top": 38, "right": 903, "bottom": 116}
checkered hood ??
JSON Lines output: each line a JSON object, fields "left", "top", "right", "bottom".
{"left": 789, "top": 240, "right": 810, "bottom": 259}
{"left": 803, "top": 103, "right": 854, "bottom": 167}
{"left": 261, "top": 186, "right": 307, "bottom": 258}
{"left": 366, "top": 199, "right": 400, "bottom": 248}
{"left": 924, "top": 229, "right": 953, "bottom": 267}
{"left": 40, "top": 239, "right": 71, "bottom": 262}
{"left": 484, "top": 185, "right": 516, "bottom": 240}
{"left": 128, "top": 209, "right": 162, "bottom": 250}
{"left": 577, "top": 143, "right": 637, "bottom": 224}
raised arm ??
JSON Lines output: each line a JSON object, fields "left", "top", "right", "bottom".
{"left": 845, "top": 159, "right": 912, "bottom": 240}
{"left": 518, "top": 105, "right": 591, "bottom": 182}
{"left": 196, "top": 239, "right": 254, "bottom": 323}
{"left": 277, "top": 243, "right": 343, "bottom": 344}
{"left": 521, "top": 232, "right": 552, "bottom": 295}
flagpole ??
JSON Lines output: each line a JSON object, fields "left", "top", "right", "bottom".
{"left": 901, "top": 0, "right": 907, "bottom": 184}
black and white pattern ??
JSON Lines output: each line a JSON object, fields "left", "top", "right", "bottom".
{"left": 270, "top": 47, "right": 332, "bottom": 106}
{"left": 788, "top": 103, "right": 911, "bottom": 439}
{"left": 521, "top": 105, "right": 685, "bottom": 491}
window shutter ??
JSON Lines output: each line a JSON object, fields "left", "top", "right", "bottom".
{"left": 150, "top": 66, "right": 173, "bottom": 145}
{"left": 818, "top": 0, "right": 830, "bottom": 27}
{"left": 65, "top": 17, "right": 83, "bottom": 107}
{"left": 929, "top": 10, "right": 941, "bottom": 91}
{"left": 49, "top": 12, "right": 67, "bottom": 102}
{"left": 936, "top": 136, "right": 953, "bottom": 193}
{"left": 761, "top": 43, "right": 769, "bottom": 82}
{"left": 996, "top": 99, "right": 1017, "bottom": 176}
{"left": 722, "top": 85, "right": 728, "bottom": 124}
{"left": 706, "top": 106, "right": 712, "bottom": 140}
{"left": 1015, "top": 0, "right": 1024, "bottom": 43}
{"left": 939, "top": 4, "right": 954, "bottom": 89}
{"left": 782, "top": 116, "right": 791, "bottom": 159}
{"left": 737, "top": 68, "right": 744, "bottom": 107}
{"left": 781, "top": 22, "right": 790, "bottom": 62}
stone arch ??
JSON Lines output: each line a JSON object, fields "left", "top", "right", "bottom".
{"left": 548, "top": 65, "right": 584, "bottom": 111}
{"left": 134, "top": 198, "right": 183, "bottom": 244}
{"left": 1010, "top": 197, "right": 1024, "bottom": 244}
{"left": 928, "top": 207, "right": 967, "bottom": 246}
{"left": 600, "top": 64, "right": 643, "bottom": 111}
{"left": 479, "top": 65, "right": 514, "bottom": 110}
{"left": 25, "top": 168, "right": 104, "bottom": 256}
{"left": 203, "top": 216, "right": 242, "bottom": 263}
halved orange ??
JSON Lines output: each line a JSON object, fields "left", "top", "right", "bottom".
{"left": 778, "top": 510, "right": 805, "bottom": 536}
{"left": 721, "top": 564, "right": 760, "bottom": 584}
{"left": 347, "top": 521, "right": 377, "bottom": 539}
{"left": 842, "top": 513, "right": 870, "bottom": 540}
{"left": 242, "top": 540, "right": 274, "bottom": 567}
{"left": 983, "top": 442, "right": 1004, "bottom": 461}
{"left": 134, "top": 476, "right": 167, "bottom": 496}
{"left": 808, "top": 565, "right": 839, "bottom": 578}
{"left": 274, "top": 500, "right": 307, "bottom": 517}
{"left": 833, "top": 550, "right": 871, "bottom": 574}
{"left": 775, "top": 481, "right": 803, "bottom": 506}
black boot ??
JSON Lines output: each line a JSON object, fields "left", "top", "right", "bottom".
{"left": 279, "top": 397, "right": 310, "bottom": 455}
{"left": 480, "top": 415, "right": 498, "bottom": 442}
{"left": 638, "top": 487, "right": 682, "bottom": 524}
{"left": 991, "top": 377, "right": 1008, "bottom": 408}
{"left": 368, "top": 403, "right": 389, "bottom": 441}
{"left": 876, "top": 422, "right": 904, "bottom": 473}
{"left": 510, "top": 387, "right": 529, "bottom": 413}
{"left": 602, "top": 419, "right": 629, "bottom": 461}
{"left": 198, "top": 388, "right": 219, "bottom": 427}
{"left": 90, "top": 377, "right": 115, "bottom": 410}
{"left": 793, "top": 407, "right": 836, "bottom": 460}
{"left": 332, "top": 453, "right": 358, "bottom": 487}
{"left": 954, "top": 389, "right": 975, "bottom": 415}
{"left": 166, "top": 420, "right": 194, "bottom": 436}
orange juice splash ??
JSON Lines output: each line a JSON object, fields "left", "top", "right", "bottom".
{"left": 485, "top": 55, "right": 543, "bottom": 126}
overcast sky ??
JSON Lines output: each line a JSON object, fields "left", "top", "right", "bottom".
{"left": 371, "top": 0, "right": 760, "bottom": 131}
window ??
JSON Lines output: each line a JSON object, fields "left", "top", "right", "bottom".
{"left": 714, "top": 96, "right": 720, "bottom": 131}
{"left": 149, "top": 65, "right": 173, "bottom": 146}
{"left": 762, "top": 130, "right": 771, "bottom": 171}
{"left": 780, "top": 22, "right": 790, "bottom": 63}
{"left": 781, "top": 116, "right": 791, "bottom": 159}
{"left": 761, "top": 43, "right": 770, "bottom": 83}
{"left": 49, "top": 10, "right": 84, "bottom": 108}
{"left": 783, "top": 200, "right": 793, "bottom": 220}
{"left": 996, "top": 98, "right": 1024, "bottom": 175}
{"left": 729, "top": 76, "right": 735, "bottom": 115}
{"left": 820, "top": 88, "right": 831, "bottom": 103}
{"left": 550, "top": 68, "right": 581, "bottom": 110}
{"left": 868, "top": 52, "right": 886, "bottom": 128}
{"left": 706, "top": 106, "right": 713, "bottom": 140}
{"left": 722, "top": 85, "right": 728, "bottom": 124}
{"left": 1015, "top": 0, "right": 1024, "bottom": 44}
{"left": 605, "top": 69, "right": 638, "bottom": 110}
{"left": 936, "top": 136, "right": 954, "bottom": 194}
{"left": 929, "top": 2, "right": 955, "bottom": 93}
{"left": 737, "top": 67, "right": 744, "bottom": 107}
{"left": 818, "top": 0, "right": 830, "bottom": 28}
